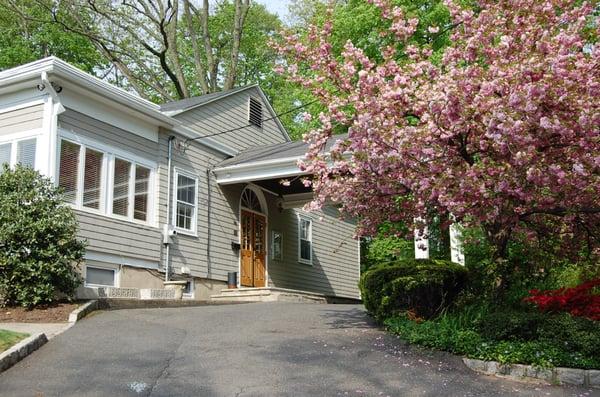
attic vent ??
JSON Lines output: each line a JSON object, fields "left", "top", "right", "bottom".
{"left": 248, "top": 97, "right": 262, "bottom": 128}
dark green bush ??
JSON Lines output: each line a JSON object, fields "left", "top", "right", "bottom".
{"left": 476, "top": 306, "right": 547, "bottom": 342}
{"left": 359, "top": 258, "right": 468, "bottom": 321}
{"left": 0, "top": 165, "right": 85, "bottom": 307}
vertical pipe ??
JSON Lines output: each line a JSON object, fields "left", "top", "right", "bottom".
{"left": 164, "top": 136, "right": 175, "bottom": 282}
{"left": 206, "top": 168, "right": 212, "bottom": 278}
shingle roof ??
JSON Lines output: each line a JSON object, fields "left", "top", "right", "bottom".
{"left": 216, "top": 133, "right": 348, "bottom": 168}
{"left": 159, "top": 85, "right": 255, "bottom": 113}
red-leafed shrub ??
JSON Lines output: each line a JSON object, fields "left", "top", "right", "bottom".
{"left": 524, "top": 280, "right": 600, "bottom": 321}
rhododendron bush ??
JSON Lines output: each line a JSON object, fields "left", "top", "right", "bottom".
{"left": 274, "top": 0, "right": 600, "bottom": 260}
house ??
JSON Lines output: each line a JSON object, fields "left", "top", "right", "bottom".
{"left": 0, "top": 57, "right": 361, "bottom": 302}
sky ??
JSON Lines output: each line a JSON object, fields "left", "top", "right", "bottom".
{"left": 258, "top": 0, "right": 291, "bottom": 20}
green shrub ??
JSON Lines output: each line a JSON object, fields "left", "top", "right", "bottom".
{"left": 359, "top": 258, "right": 468, "bottom": 321}
{"left": 476, "top": 307, "right": 547, "bottom": 342}
{"left": 536, "top": 313, "right": 600, "bottom": 359}
{"left": 0, "top": 165, "right": 85, "bottom": 307}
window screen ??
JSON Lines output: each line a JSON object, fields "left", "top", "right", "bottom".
{"left": 85, "top": 266, "right": 115, "bottom": 287}
{"left": 112, "top": 158, "right": 131, "bottom": 216}
{"left": 176, "top": 174, "right": 196, "bottom": 231}
{"left": 82, "top": 148, "right": 103, "bottom": 209}
{"left": 134, "top": 165, "right": 150, "bottom": 221}
{"left": 16, "top": 138, "right": 36, "bottom": 168}
{"left": 248, "top": 97, "right": 262, "bottom": 128}
{"left": 59, "top": 140, "right": 81, "bottom": 204}
{"left": 0, "top": 143, "right": 11, "bottom": 171}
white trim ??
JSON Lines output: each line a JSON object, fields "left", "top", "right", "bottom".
{"left": 0, "top": 97, "right": 45, "bottom": 115}
{"left": 297, "top": 214, "right": 313, "bottom": 265}
{"left": 172, "top": 168, "right": 199, "bottom": 236}
{"left": 85, "top": 250, "right": 159, "bottom": 270}
{"left": 214, "top": 159, "right": 307, "bottom": 185}
{"left": 0, "top": 133, "right": 42, "bottom": 171}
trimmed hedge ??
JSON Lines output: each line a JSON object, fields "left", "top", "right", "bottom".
{"left": 359, "top": 259, "right": 468, "bottom": 321}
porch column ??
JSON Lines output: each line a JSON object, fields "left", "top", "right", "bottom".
{"left": 449, "top": 221, "right": 465, "bottom": 265}
{"left": 414, "top": 224, "right": 430, "bottom": 259}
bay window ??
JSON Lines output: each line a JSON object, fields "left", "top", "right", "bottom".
{"left": 57, "top": 136, "right": 155, "bottom": 224}
{"left": 173, "top": 170, "right": 197, "bottom": 233}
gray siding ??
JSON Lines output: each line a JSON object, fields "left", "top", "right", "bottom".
{"left": 157, "top": 130, "right": 242, "bottom": 280}
{"left": 267, "top": 204, "right": 360, "bottom": 299}
{"left": 58, "top": 109, "right": 162, "bottom": 263}
{"left": 0, "top": 104, "right": 44, "bottom": 136}
{"left": 172, "top": 87, "right": 288, "bottom": 152}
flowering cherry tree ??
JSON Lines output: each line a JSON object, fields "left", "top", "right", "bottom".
{"left": 275, "top": 0, "right": 600, "bottom": 260}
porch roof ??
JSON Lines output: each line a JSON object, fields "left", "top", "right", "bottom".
{"left": 213, "top": 133, "right": 347, "bottom": 185}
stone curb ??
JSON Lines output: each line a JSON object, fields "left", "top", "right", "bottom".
{"left": 463, "top": 358, "right": 600, "bottom": 388}
{"left": 68, "top": 300, "right": 98, "bottom": 323}
{"left": 0, "top": 333, "right": 48, "bottom": 373}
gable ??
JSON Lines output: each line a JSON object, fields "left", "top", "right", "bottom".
{"left": 169, "top": 86, "right": 290, "bottom": 152}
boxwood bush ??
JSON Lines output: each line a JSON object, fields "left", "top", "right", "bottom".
{"left": 359, "top": 259, "right": 468, "bottom": 321}
{"left": 0, "top": 165, "right": 84, "bottom": 308}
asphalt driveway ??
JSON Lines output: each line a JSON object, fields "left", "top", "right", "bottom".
{"left": 0, "top": 302, "right": 597, "bottom": 397}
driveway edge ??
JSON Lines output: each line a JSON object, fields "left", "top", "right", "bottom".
{"left": 463, "top": 358, "right": 600, "bottom": 388}
{"left": 0, "top": 332, "right": 48, "bottom": 373}
{"left": 68, "top": 300, "right": 98, "bottom": 323}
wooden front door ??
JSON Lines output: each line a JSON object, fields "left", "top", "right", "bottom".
{"left": 240, "top": 210, "right": 266, "bottom": 287}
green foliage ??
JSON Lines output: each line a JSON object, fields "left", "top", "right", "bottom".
{"left": 0, "top": 165, "right": 84, "bottom": 308}
{"left": 0, "top": 0, "right": 105, "bottom": 73}
{"left": 385, "top": 306, "right": 600, "bottom": 369}
{"left": 359, "top": 259, "right": 468, "bottom": 321}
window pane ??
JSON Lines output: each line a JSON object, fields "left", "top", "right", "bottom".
{"left": 112, "top": 158, "right": 131, "bottom": 216}
{"left": 177, "top": 175, "right": 195, "bottom": 205}
{"left": 300, "top": 219, "right": 310, "bottom": 240}
{"left": 0, "top": 143, "right": 11, "bottom": 171}
{"left": 85, "top": 266, "right": 115, "bottom": 287}
{"left": 82, "top": 148, "right": 103, "bottom": 209}
{"left": 176, "top": 202, "right": 193, "bottom": 230}
{"left": 16, "top": 139, "right": 36, "bottom": 168}
{"left": 300, "top": 240, "right": 311, "bottom": 261}
{"left": 272, "top": 232, "right": 282, "bottom": 260}
{"left": 58, "top": 140, "right": 81, "bottom": 204}
{"left": 134, "top": 165, "right": 150, "bottom": 221}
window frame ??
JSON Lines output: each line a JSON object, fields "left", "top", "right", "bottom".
{"left": 172, "top": 168, "right": 199, "bottom": 236}
{"left": 0, "top": 134, "right": 39, "bottom": 170}
{"left": 297, "top": 214, "right": 313, "bottom": 265}
{"left": 84, "top": 264, "right": 118, "bottom": 288}
{"left": 271, "top": 230, "right": 283, "bottom": 261}
{"left": 57, "top": 131, "right": 157, "bottom": 227}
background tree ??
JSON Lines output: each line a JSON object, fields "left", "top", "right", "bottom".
{"left": 0, "top": 165, "right": 85, "bottom": 308}
{"left": 275, "top": 0, "right": 599, "bottom": 273}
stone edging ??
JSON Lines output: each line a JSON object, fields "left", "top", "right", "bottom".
{"left": 0, "top": 333, "right": 48, "bottom": 373}
{"left": 68, "top": 300, "right": 98, "bottom": 323}
{"left": 463, "top": 358, "right": 600, "bottom": 388}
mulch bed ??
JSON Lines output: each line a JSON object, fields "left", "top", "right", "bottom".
{"left": 0, "top": 302, "right": 82, "bottom": 323}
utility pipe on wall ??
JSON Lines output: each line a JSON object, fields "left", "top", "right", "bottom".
{"left": 164, "top": 136, "right": 176, "bottom": 282}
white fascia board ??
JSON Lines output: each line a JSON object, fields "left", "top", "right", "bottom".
{"left": 214, "top": 157, "right": 308, "bottom": 185}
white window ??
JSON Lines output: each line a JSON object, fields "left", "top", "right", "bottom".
{"left": 248, "top": 97, "right": 262, "bottom": 128}
{"left": 298, "top": 216, "right": 312, "bottom": 264}
{"left": 0, "top": 137, "right": 37, "bottom": 171}
{"left": 57, "top": 137, "right": 155, "bottom": 224}
{"left": 85, "top": 265, "right": 116, "bottom": 287}
{"left": 173, "top": 170, "right": 197, "bottom": 234}
{"left": 271, "top": 230, "right": 283, "bottom": 261}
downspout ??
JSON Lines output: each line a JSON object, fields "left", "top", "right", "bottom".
{"left": 164, "top": 135, "right": 176, "bottom": 282}
{"left": 206, "top": 168, "right": 212, "bottom": 278}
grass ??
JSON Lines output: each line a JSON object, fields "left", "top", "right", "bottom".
{"left": 0, "top": 329, "right": 29, "bottom": 352}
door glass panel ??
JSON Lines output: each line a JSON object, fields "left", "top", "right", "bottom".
{"left": 254, "top": 218, "right": 264, "bottom": 253}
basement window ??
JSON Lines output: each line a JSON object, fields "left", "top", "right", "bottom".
{"left": 85, "top": 266, "right": 116, "bottom": 287}
{"left": 248, "top": 97, "right": 263, "bottom": 128}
